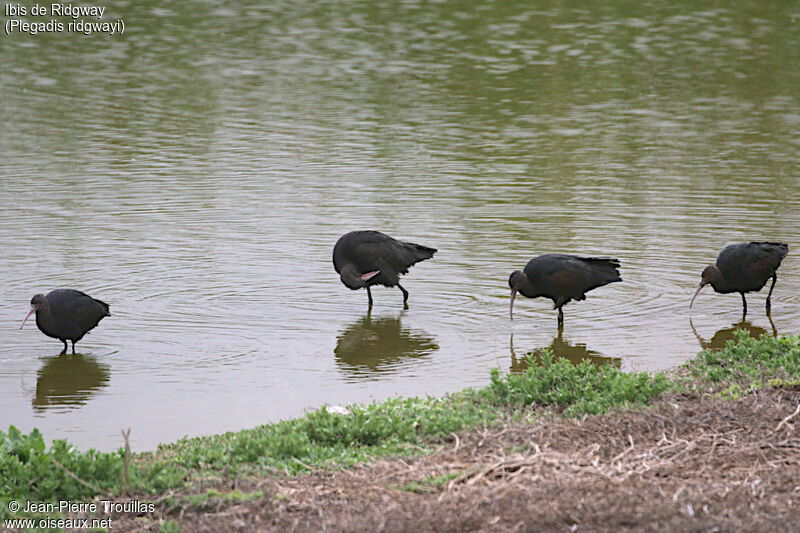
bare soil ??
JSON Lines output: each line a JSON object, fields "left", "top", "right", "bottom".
{"left": 103, "top": 389, "right": 800, "bottom": 532}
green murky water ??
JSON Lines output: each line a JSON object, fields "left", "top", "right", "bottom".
{"left": 1, "top": 0, "right": 799, "bottom": 450}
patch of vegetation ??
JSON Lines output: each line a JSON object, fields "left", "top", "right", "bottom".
{"left": 390, "top": 471, "right": 461, "bottom": 494}
{"left": 684, "top": 330, "right": 800, "bottom": 389}
{"left": 0, "top": 426, "right": 121, "bottom": 521}
{"left": 505, "top": 443, "right": 534, "bottom": 454}
{"left": 179, "top": 488, "right": 264, "bottom": 509}
{"left": 404, "top": 472, "right": 462, "bottom": 493}
{"left": 3, "top": 331, "right": 798, "bottom": 522}
{"left": 0, "top": 425, "right": 178, "bottom": 521}
{"left": 158, "top": 520, "right": 181, "bottom": 533}
{"left": 716, "top": 383, "right": 745, "bottom": 400}
{"left": 767, "top": 377, "right": 800, "bottom": 391}
{"left": 159, "top": 393, "right": 493, "bottom": 479}
{"left": 160, "top": 352, "right": 670, "bottom": 478}
{"left": 484, "top": 350, "right": 670, "bottom": 416}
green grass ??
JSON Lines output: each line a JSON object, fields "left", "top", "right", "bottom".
{"left": 396, "top": 472, "right": 462, "bottom": 494}
{"left": 179, "top": 488, "right": 264, "bottom": 509}
{"left": 158, "top": 520, "right": 180, "bottom": 533}
{"left": 2, "top": 331, "right": 798, "bottom": 522}
{"left": 684, "top": 329, "right": 800, "bottom": 389}
{"left": 156, "top": 393, "right": 493, "bottom": 479}
{"left": 484, "top": 350, "right": 670, "bottom": 416}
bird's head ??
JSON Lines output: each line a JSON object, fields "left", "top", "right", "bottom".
{"left": 508, "top": 270, "right": 528, "bottom": 320}
{"left": 20, "top": 293, "right": 47, "bottom": 330}
{"left": 690, "top": 265, "right": 721, "bottom": 308}
{"left": 340, "top": 265, "right": 380, "bottom": 290}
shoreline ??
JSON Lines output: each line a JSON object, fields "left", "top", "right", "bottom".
{"left": 2, "top": 330, "right": 799, "bottom": 531}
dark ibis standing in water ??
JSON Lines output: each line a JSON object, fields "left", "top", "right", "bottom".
{"left": 509, "top": 254, "right": 622, "bottom": 326}
{"left": 690, "top": 241, "right": 789, "bottom": 316}
{"left": 20, "top": 289, "right": 110, "bottom": 354}
{"left": 333, "top": 230, "right": 437, "bottom": 307}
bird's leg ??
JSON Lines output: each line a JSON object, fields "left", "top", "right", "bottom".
{"left": 397, "top": 283, "right": 409, "bottom": 306}
{"left": 766, "top": 274, "right": 778, "bottom": 311}
{"left": 740, "top": 292, "right": 747, "bottom": 317}
{"left": 71, "top": 341, "right": 76, "bottom": 354}
{"left": 557, "top": 307, "right": 564, "bottom": 327}
{"left": 366, "top": 286, "right": 373, "bottom": 307}
{"left": 60, "top": 340, "right": 68, "bottom": 355}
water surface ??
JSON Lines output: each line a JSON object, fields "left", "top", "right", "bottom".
{"left": 1, "top": 0, "right": 799, "bottom": 450}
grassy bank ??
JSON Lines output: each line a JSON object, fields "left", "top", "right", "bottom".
{"left": 2, "top": 331, "right": 798, "bottom": 526}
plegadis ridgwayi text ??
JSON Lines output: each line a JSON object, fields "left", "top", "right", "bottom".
{"left": 690, "top": 241, "right": 789, "bottom": 315}
{"left": 20, "top": 289, "right": 110, "bottom": 354}
{"left": 333, "top": 231, "right": 436, "bottom": 307}
{"left": 509, "top": 254, "right": 622, "bottom": 325}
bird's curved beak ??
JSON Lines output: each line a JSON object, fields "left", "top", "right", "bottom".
{"left": 689, "top": 282, "right": 707, "bottom": 309}
{"left": 20, "top": 306, "right": 35, "bottom": 330}
{"left": 360, "top": 270, "right": 380, "bottom": 281}
{"left": 509, "top": 289, "right": 517, "bottom": 320}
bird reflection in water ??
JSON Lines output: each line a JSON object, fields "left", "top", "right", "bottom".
{"left": 509, "top": 330, "right": 621, "bottom": 374}
{"left": 334, "top": 312, "right": 438, "bottom": 379}
{"left": 690, "top": 316, "right": 777, "bottom": 352}
{"left": 33, "top": 354, "right": 110, "bottom": 411}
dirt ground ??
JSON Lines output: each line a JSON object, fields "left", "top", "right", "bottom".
{"left": 102, "top": 389, "right": 800, "bottom": 532}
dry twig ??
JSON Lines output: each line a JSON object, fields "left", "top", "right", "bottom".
{"left": 50, "top": 456, "right": 112, "bottom": 497}
{"left": 121, "top": 427, "right": 132, "bottom": 495}
{"left": 774, "top": 403, "right": 800, "bottom": 433}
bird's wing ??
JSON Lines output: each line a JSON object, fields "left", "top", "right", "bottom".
{"left": 717, "top": 242, "right": 786, "bottom": 284}
{"left": 354, "top": 239, "right": 429, "bottom": 274}
{"left": 49, "top": 289, "right": 108, "bottom": 324}
{"left": 333, "top": 231, "right": 392, "bottom": 273}
{"left": 74, "top": 301, "right": 108, "bottom": 330}
{"left": 536, "top": 255, "right": 621, "bottom": 299}
{"left": 715, "top": 245, "right": 750, "bottom": 279}
{"left": 746, "top": 242, "right": 788, "bottom": 280}
{"left": 47, "top": 289, "right": 92, "bottom": 318}
{"left": 355, "top": 241, "right": 408, "bottom": 283}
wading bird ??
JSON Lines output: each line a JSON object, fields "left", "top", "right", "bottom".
{"left": 509, "top": 254, "right": 622, "bottom": 326}
{"left": 333, "top": 231, "right": 436, "bottom": 307}
{"left": 20, "top": 289, "right": 110, "bottom": 354}
{"left": 690, "top": 242, "right": 789, "bottom": 316}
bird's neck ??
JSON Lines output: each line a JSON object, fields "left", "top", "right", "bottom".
{"left": 707, "top": 267, "right": 729, "bottom": 291}
{"left": 35, "top": 309, "right": 55, "bottom": 333}
{"left": 517, "top": 278, "right": 539, "bottom": 297}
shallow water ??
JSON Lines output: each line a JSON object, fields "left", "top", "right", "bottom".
{"left": 1, "top": 0, "right": 799, "bottom": 451}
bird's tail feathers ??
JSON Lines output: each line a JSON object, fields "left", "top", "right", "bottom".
{"left": 95, "top": 299, "right": 111, "bottom": 316}
{"left": 405, "top": 242, "right": 437, "bottom": 263}
{"left": 582, "top": 257, "right": 622, "bottom": 283}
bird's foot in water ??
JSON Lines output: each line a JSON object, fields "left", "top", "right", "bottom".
{"left": 398, "top": 283, "right": 409, "bottom": 306}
